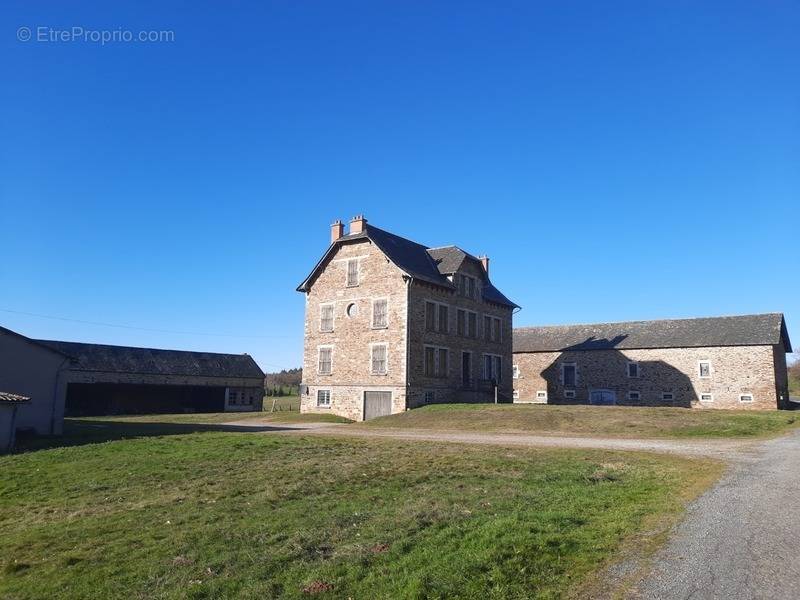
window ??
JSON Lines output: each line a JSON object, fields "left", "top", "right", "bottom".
{"left": 512, "top": 364, "right": 520, "bottom": 379}
{"left": 457, "top": 274, "right": 477, "bottom": 299}
{"left": 468, "top": 277, "right": 476, "bottom": 299}
{"left": 346, "top": 302, "right": 358, "bottom": 318}
{"left": 437, "top": 348, "right": 448, "bottom": 377}
{"left": 438, "top": 304, "right": 449, "bottom": 333}
{"left": 628, "top": 391, "right": 641, "bottom": 401}
{"left": 662, "top": 392, "right": 674, "bottom": 401}
{"left": 562, "top": 363, "right": 576, "bottom": 387}
{"left": 700, "top": 393, "right": 713, "bottom": 403}
{"left": 627, "top": 362, "right": 639, "bottom": 378}
{"left": 536, "top": 390, "right": 548, "bottom": 400}
{"left": 468, "top": 312, "right": 477, "bottom": 338}
{"left": 424, "top": 345, "right": 448, "bottom": 377}
{"left": 371, "top": 344, "right": 388, "bottom": 375}
{"left": 492, "top": 318, "right": 501, "bottom": 342}
{"left": 456, "top": 309, "right": 466, "bottom": 336}
{"left": 482, "top": 354, "right": 502, "bottom": 382}
{"left": 424, "top": 346, "right": 436, "bottom": 377}
{"left": 424, "top": 390, "right": 435, "bottom": 403}
{"left": 317, "top": 389, "right": 331, "bottom": 407}
{"left": 699, "top": 361, "right": 711, "bottom": 378}
{"left": 739, "top": 394, "right": 754, "bottom": 403}
{"left": 372, "top": 299, "right": 388, "bottom": 328}
{"left": 425, "top": 301, "right": 436, "bottom": 331}
{"left": 564, "top": 390, "right": 576, "bottom": 399}
{"left": 320, "top": 304, "right": 334, "bottom": 332}
{"left": 318, "top": 347, "right": 332, "bottom": 375}
{"left": 513, "top": 389, "right": 520, "bottom": 400}
{"left": 229, "top": 390, "right": 239, "bottom": 403}
{"left": 484, "top": 315, "right": 492, "bottom": 341}
{"left": 346, "top": 259, "right": 359, "bottom": 286}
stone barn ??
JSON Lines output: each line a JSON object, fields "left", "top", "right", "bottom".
{"left": 512, "top": 313, "right": 792, "bottom": 410}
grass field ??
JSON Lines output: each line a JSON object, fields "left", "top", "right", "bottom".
{"left": 361, "top": 404, "right": 800, "bottom": 439}
{"left": 0, "top": 422, "right": 721, "bottom": 599}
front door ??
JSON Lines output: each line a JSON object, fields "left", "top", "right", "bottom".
{"left": 462, "top": 352, "right": 471, "bottom": 388}
{"left": 363, "top": 391, "right": 392, "bottom": 420}
{"left": 590, "top": 389, "right": 616, "bottom": 406}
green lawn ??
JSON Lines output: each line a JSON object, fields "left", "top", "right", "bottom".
{"left": 1, "top": 423, "right": 721, "bottom": 599}
{"left": 361, "top": 404, "right": 800, "bottom": 439}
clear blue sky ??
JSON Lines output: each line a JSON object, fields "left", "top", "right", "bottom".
{"left": 2, "top": 1, "right": 798, "bottom": 371}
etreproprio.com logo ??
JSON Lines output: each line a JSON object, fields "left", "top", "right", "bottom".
{"left": 17, "top": 26, "right": 175, "bottom": 45}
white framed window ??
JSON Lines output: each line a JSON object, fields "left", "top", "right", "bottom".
{"left": 662, "top": 392, "right": 674, "bottom": 401}
{"left": 698, "top": 360, "right": 712, "bottom": 378}
{"left": 536, "top": 390, "right": 548, "bottom": 401}
{"left": 317, "top": 346, "right": 333, "bottom": 375}
{"left": 700, "top": 393, "right": 713, "bottom": 403}
{"left": 739, "top": 393, "right": 754, "bottom": 403}
{"left": 512, "top": 389, "right": 520, "bottom": 400}
{"left": 561, "top": 363, "right": 577, "bottom": 387}
{"left": 319, "top": 303, "right": 335, "bottom": 332}
{"left": 317, "top": 389, "right": 331, "bottom": 407}
{"left": 564, "top": 390, "right": 576, "bottom": 399}
{"left": 372, "top": 298, "right": 388, "bottom": 329}
{"left": 628, "top": 391, "right": 641, "bottom": 401}
{"left": 346, "top": 259, "right": 359, "bottom": 287}
{"left": 512, "top": 364, "right": 520, "bottom": 379}
{"left": 346, "top": 302, "right": 358, "bottom": 318}
{"left": 424, "top": 390, "right": 435, "bottom": 403}
{"left": 370, "top": 343, "right": 388, "bottom": 375}
{"left": 627, "top": 361, "right": 639, "bottom": 378}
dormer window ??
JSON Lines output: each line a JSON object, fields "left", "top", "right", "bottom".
{"left": 346, "top": 259, "right": 359, "bottom": 287}
{"left": 456, "top": 274, "right": 477, "bottom": 299}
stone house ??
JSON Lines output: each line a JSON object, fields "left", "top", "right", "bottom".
{"left": 512, "top": 313, "right": 792, "bottom": 410}
{"left": 297, "top": 215, "right": 518, "bottom": 421}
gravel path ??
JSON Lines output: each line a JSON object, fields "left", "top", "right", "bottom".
{"left": 627, "top": 427, "right": 800, "bottom": 599}
{"left": 300, "top": 426, "right": 756, "bottom": 459}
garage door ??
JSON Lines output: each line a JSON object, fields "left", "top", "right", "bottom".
{"left": 363, "top": 391, "right": 392, "bottom": 420}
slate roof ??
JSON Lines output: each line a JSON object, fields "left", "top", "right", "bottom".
{"left": 297, "top": 223, "right": 519, "bottom": 308}
{"left": 514, "top": 313, "right": 792, "bottom": 353}
{"left": 0, "top": 392, "right": 30, "bottom": 403}
{"left": 34, "top": 340, "right": 265, "bottom": 379}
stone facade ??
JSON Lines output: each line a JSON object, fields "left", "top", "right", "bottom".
{"left": 299, "top": 218, "right": 515, "bottom": 420}
{"left": 513, "top": 344, "right": 788, "bottom": 410}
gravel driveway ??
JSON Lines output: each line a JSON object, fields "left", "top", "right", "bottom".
{"left": 628, "top": 427, "right": 800, "bottom": 599}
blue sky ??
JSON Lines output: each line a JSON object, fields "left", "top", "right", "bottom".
{"left": 2, "top": 1, "right": 798, "bottom": 370}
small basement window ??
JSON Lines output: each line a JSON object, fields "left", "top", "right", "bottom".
{"left": 564, "top": 390, "right": 576, "bottom": 399}
{"left": 512, "top": 364, "right": 520, "bottom": 379}
{"left": 628, "top": 391, "right": 640, "bottom": 401}
{"left": 662, "top": 392, "right": 674, "bottom": 401}
{"left": 424, "top": 390, "right": 435, "bottom": 403}
{"left": 739, "top": 394, "right": 754, "bottom": 403}
{"left": 700, "top": 393, "right": 713, "bottom": 403}
{"left": 536, "top": 390, "right": 548, "bottom": 401}
{"left": 512, "top": 389, "right": 519, "bottom": 400}
{"left": 317, "top": 390, "right": 331, "bottom": 407}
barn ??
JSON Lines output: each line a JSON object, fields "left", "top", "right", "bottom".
{"left": 0, "top": 325, "right": 266, "bottom": 435}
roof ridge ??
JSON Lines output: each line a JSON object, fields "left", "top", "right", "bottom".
{"left": 35, "top": 339, "right": 254, "bottom": 358}
{"left": 514, "top": 313, "right": 783, "bottom": 330}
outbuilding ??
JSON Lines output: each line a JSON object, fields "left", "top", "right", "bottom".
{"left": 0, "top": 392, "right": 31, "bottom": 452}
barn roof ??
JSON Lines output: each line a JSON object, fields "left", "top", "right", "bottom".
{"left": 297, "top": 222, "right": 519, "bottom": 308}
{"left": 514, "top": 313, "right": 792, "bottom": 353}
{"left": 34, "top": 340, "right": 265, "bottom": 379}
{"left": 0, "top": 392, "right": 31, "bottom": 403}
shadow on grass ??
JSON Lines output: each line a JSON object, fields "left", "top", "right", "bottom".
{"left": 14, "top": 419, "right": 299, "bottom": 453}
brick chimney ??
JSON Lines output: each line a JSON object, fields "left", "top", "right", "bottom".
{"left": 330, "top": 219, "right": 344, "bottom": 243}
{"left": 350, "top": 214, "right": 367, "bottom": 234}
{"left": 479, "top": 255, "right": 490, "bottom": 275}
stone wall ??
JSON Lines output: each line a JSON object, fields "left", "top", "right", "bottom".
{"left": 513, "top": 345, "right": 782, "bottom": 410}
{"left": 300, "top": 238, "right": 409, "bottom": 420}
{"left": 406, "top": 259, "right": 514, "bottom": 408}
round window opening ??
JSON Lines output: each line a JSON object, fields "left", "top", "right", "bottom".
{"left": 346, "top": 303, "right": 358, "bottom": 318}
